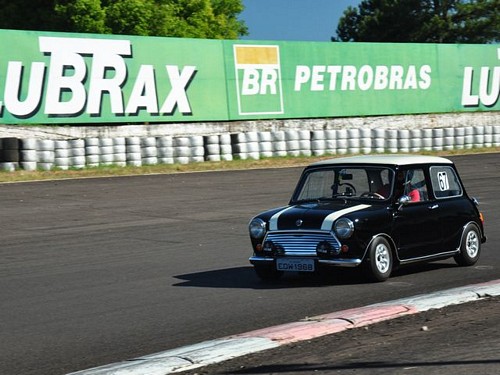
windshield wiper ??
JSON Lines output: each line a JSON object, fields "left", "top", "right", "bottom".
{"left": 332, "top": 193, "right": 356, "bottom": 198}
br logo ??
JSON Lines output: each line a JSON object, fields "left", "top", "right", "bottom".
{"left": 233, "top": 45, "right": 284, "bottom": 115}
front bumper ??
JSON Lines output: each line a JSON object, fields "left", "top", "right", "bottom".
{"left": 249, "top": 256, "right": 362, "bottom": 268}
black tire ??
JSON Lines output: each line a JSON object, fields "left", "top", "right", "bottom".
{"left": 254, "top": 265, "right": 283, "bottom": 281}
{"left": 1, "top": 149, "right": 20, "bottom": 162}
{"left": 1, "top": 138, "right": 19, "bottom": 150}
{"left": 454, "top": 224, "right": 481, "bottom": 266}
{"left": 364, "top": 237, "right": 393, "bottom": 282}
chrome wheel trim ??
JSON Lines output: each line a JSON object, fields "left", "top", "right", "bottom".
{"left": 375, "top": 243, "right": 391, "bottom": 274}
{"left": 465, "top": 230, "right": 479, "bottom": 258}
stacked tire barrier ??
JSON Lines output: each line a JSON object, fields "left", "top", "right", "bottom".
{"left": 0, "top": 125, "right": 499, "bottom": 172}
{"left": 0, "top": 137, "right": 20, "bottom": 171}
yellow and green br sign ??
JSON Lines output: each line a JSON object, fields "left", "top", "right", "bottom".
{"left": 0, "top": 29, "right": 498, "bottom": 124}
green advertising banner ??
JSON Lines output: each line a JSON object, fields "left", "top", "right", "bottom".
{"left": 0, "top": 29, "right": 228, "bottom": 124}
{"left": 0, "top": 29, "right": 498, "bottom": 124}
{"left": 225, "top": 41, "right": 499, "bottom": 119}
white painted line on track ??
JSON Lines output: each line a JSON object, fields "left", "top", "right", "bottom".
{"left": 68, "top": 279, "right": 500, "bottom": 375}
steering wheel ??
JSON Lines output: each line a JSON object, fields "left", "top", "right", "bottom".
{"left": 338, "top": 183, "right": 357, "bottom": 196}
{"left": 361, "top": 191, "right": 385, "bottom": 199}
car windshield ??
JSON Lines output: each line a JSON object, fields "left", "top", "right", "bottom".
{"left": 293, "top": 166, "right": 394, "bottom": 202}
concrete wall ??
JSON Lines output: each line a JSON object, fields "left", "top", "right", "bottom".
{"left": 1, "top": 112, "right": 499, "bottom": 140}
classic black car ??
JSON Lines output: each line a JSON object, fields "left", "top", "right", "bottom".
{"left": 248, "top": 155, "right": 486, "bottom": 282}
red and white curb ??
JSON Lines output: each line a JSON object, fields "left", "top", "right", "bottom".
{"left": 69, "top": 279, "right": 500, "bottom": 375}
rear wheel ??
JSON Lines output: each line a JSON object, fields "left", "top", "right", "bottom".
{"left": 254, "top": 265, "right": 283, "bottom": 281}
{"left": 365, "top": 237, "right": 393, "bottom": 282}
{"left": 454, "top": 224, "right": 481, "bottom": 266}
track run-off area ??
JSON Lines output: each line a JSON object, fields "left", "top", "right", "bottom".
{"left": 0, "top": 153, "right": 498, "bottom": 375}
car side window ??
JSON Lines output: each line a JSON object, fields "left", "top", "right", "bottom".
{"left": 430, "top": 166, "right": 463, "bottom": 199}
{"left": 395, "top": 169, "right": 429, "bottom": 203}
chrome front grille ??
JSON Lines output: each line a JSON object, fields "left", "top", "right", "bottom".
{"left": 263, "top": 230, "right": 341, "bottom": 256}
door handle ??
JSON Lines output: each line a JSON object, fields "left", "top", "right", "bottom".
{"left": 428, "top": 204, "right": 439, "bottom": 210}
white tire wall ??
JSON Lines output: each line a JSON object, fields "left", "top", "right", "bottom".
{"left": 2, "top": 122, "right": 499, "bottom": 171}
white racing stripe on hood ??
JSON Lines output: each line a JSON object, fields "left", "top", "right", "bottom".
{"left": 269, "top": 206, "right": 295, "bottom": 231}
{"left": 320, "top": 204, "right": 371, "bottom": 231}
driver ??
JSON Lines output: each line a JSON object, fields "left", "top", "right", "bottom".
{"left": 394, "top": 169, "right": 424, "bottom": 202}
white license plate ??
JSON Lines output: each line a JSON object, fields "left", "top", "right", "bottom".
{"left": 276, "top": 258, "right": 315, "bottom": 272}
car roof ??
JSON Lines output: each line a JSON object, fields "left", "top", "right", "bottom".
{"left": 310, "top": 154, "right": 453, "bottom": 167}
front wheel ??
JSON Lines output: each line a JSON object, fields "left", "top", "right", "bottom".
{"left": 364, "top": 237, "right": 393, "bottom": 282}
{"left": 454, "top": 224, "right": 481, "bottom": 266}
{"left": 254, "top": 265, "right": 283, "bottom": 281}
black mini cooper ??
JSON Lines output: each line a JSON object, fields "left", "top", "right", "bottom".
{"left": 248, "top": 155, "right": 486, "bottom": 282}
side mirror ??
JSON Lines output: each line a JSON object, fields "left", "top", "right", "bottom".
{"left": 398, "top": 195, "right": 411, "bottom": 205}
{"left": 397, "top": 195, "right": 411, "bottom": 210}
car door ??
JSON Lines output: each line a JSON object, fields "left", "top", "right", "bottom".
{"left": 428, "top": 165, "right": 467, "bottom": 252}
{"left": 391, "top": 168, "right": 441, "bottom": 260}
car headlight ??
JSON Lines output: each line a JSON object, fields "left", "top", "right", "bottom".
{"left": 334, "top": 218, "right": 354, "bottom": 239}
{"left": 249, "top": 218, "right": 266, "bottom": 239}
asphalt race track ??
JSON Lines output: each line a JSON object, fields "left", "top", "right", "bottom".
{"left": 0, "top": 153, "right": 498, "bottom": 375}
